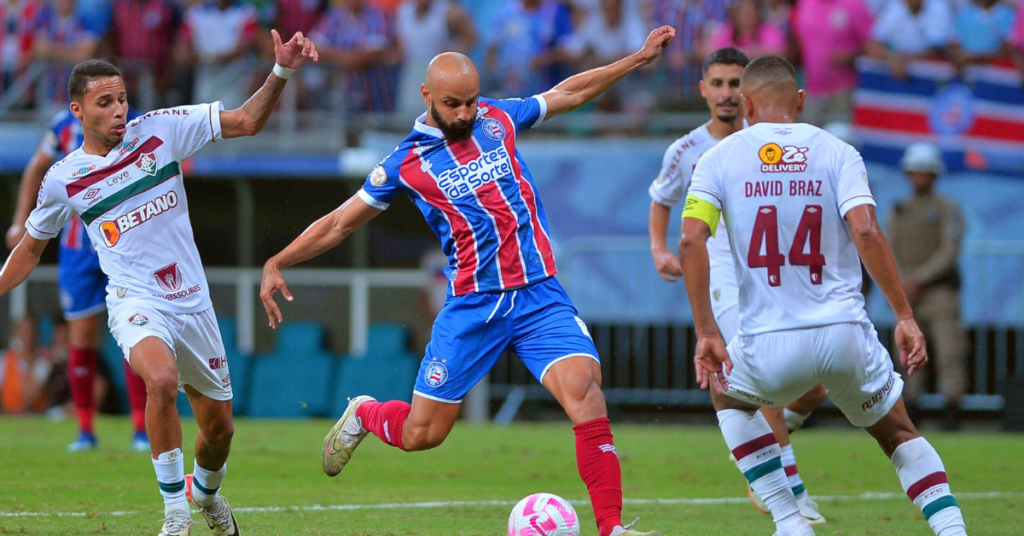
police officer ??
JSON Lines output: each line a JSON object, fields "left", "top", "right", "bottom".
{"left": 887, "top": 143, "right": 967, "bottom": 430}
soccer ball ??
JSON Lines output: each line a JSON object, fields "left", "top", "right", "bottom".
{"left": 507, "top": 493, "right": 580, "bottom": 536}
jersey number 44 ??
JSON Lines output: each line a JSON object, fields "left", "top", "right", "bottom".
{"left": 748, "top": 204, "right": 825, "bottom": 287}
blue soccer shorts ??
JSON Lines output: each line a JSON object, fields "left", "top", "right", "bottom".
{"left": 413, "top": 277, "right": 600, "bottom": 404}
{"left": 57, "top": 227, "right": 107, "bottom": 321}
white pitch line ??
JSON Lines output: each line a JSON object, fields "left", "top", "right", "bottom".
{"left": 2, "top": 492, "right": 1021, "bottom": 518}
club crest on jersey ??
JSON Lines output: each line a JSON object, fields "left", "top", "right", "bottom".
{"left": 481, "top": 118, "right": 506, "bottom": 141}
{"left": 758, "top": 143, "right": 808, "bottom": 173}
{"left": 424, "top": 360, "right": 448, "bottom": 387}
{"left": 135, "top": 152, "right": 158, "bottom": 176}
{"left": 154, "top": 262, "right": 183, "bottom": 292}
{"left": 116, "top": 287, "right": 128, "bottom": 298}
{"left": 128, "top": 313, "right": 149, "bottom": 327}
{"left": 369, "top": 165, "right": 387, "bottom": 187}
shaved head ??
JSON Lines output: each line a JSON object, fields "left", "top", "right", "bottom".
{"left": 739, "top": 55, "right": 804, "bottom": 125}
{"left": 422, "top": 52, "right": 480, "bottom": 141}
{"left": 425, "top": 52, "right": 478, "bottom": 93}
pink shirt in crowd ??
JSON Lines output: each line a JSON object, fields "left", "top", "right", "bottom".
{"left": 794, "top": 0, "right": 873, "bottom": 96}
{"left": 709, "top": 21, "right": 787, "bottom": 57}
{"left": 1012, "top": 2, "right": 1024, "bottom": 51}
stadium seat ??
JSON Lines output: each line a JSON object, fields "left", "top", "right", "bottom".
{"left": 331, "top": 323, "right": 420, "bottom": 414}
{"left": 247, "top": 321, "right": 337, "bottom": 418}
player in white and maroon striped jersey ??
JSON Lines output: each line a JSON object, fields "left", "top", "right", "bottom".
{"left": 680, "top": 55, "right": 968, "bottom": 536}
{"left": 0, "top": 30, "right": 319, "bottom": 536}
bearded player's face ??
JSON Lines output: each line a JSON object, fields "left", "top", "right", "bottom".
{"left": 429, "top": 93, "right": 478, "bottom": 142}
{"left": 700, "top": 64, "right": 744, "bottom": 123}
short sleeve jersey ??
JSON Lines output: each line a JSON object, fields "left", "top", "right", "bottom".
{"left": 688, "top": 122, "right": 874, "bottom": 336}
{"left": 26, "top": 103, "right": 224, "bottom": 314}
{"left": 358, "top": 96, "right": 555, "bottom": 297}
{"left": 649, "top": 123, "right": 739, "bottom": 319}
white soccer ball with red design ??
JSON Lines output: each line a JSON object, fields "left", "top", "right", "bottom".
{"left": 507, "top": 493, "right": 580, "bottom": 536}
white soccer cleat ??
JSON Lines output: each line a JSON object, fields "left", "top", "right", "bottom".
{"left": 159, "top": 503, "right": 193, "bottom": 536}
{"left": 610, "top": 517, "right": 663, "bottom": 536}
{"left": 197, "top": 495, "right": 240, "bottom": 535}
{"left": 796, "top": 494, "right": 827, "bottom": 525}
{"left": 771, "top": 525, "right": 816, "bottom": 536}
{"left": 322, "top": 395, "right": 375, "bottom": 477}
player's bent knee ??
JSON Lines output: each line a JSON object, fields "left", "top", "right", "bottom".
{"left": 711, "top": 388, "right": 758, "bottom": 413}
{"left": 867, "top": 404, "right": 921, "bottom": 457}
{"left": 144, "top": 370, "right": 179, "bottom": 405}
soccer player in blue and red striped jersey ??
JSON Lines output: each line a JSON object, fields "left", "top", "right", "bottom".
{"left": 7, "top": 107, "right": 150, "bottom": 453}
{"left": 261, "top": 26, "right": 676, "bottom": 536}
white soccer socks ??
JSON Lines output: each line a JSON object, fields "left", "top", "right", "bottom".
{"left": 191, "top": 460, "right": 227, "bottom": 508}
{"left": 783, "top": 408, "right": 810, "bottom": 433}
{"left": 779, "top": 444, "right": 807, "bottom": 499}
{"left": 891, "top": 437, "right": 968, "bottom": 536}
{"left": 153, "top": 448, "right": 187, "bottom": 507}
{"left": 718, "top": 409, "right": 809, "bottom": 535}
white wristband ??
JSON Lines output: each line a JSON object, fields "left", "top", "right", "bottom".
{"left": 273, "top": 63, "right": 296, "bottom": 80}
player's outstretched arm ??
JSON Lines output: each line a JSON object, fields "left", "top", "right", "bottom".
{"left": 219, "top": 30, "right": 318, "bottom": 139}
{"left": 540, "top": 26, "right": 674, "bottom": 119}
{"left": 649, "top": 201, "right": 682, "bottom": 282}
{"left": 846, "top": 205, "right": 928, "bottom": 374}
{"left": 0, "top": 235, "right": 48, "bottom": 297}
{"left": 260, "top": 195, "right": 382, "bottom": 328}
{"left": 6, "top": 146, "right": 54, "bottom": 249}
{"left": 679, "top": 216, "right": 731, "bottom": 390}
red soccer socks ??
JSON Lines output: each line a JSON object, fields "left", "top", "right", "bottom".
{"left": 574, "top": 417, "right": 623, "bottom": 536}
{"left": 357, "top": 399, "right": 411, "bottom": 451}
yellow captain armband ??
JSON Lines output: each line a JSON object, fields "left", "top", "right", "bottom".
{"left": 682, "top": 194, "right": 720, "bottom": 237}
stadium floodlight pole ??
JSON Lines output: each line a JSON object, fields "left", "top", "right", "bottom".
{"left": 0, "top": 29, "right": 318, "bottom": 536}
{"left": 261, "top": 26, "right": 677, "bottom": 536}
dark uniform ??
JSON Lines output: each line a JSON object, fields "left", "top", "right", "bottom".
{"left": 887, "top": 191, "right": 966, "bottom": 409}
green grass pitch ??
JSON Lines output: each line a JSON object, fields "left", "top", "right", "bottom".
{"left": 1, "top": 416, "right": 1021, "bottom": 535}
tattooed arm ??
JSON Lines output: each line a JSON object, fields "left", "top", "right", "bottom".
{"left": 220, "top": 30, "right": 319, "bottom": 139}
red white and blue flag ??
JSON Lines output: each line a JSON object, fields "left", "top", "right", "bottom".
{"left": 853, "top": 58, "right": 1024, "bottom": 174}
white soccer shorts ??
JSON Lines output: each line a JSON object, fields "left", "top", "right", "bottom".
{"left": 716, "top": 305, "right": 740, "bottom": 344}
{"left": 109, "top": 300, "right": 232, "bottom": 401}
{"left": 720, "top": 322, "right": 902, "bottom": 428}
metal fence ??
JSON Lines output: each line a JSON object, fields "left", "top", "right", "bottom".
{"left": 490, "top": 322, "right": 1024, "bottom": 413}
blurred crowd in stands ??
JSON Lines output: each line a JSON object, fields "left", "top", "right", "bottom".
{"left": 0, "top": 316, "right": 75, "bottom": 415}
{"left": 2, "top": 0, "right": 1024, "bottom": 123}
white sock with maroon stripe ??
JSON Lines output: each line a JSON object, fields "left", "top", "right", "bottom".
{"left": 891, "top": 437, "right": 967, "bottom": 536}
{"left": 718, "top": 409, "right": 807, "bottom": 534}
{"left": 780, "top": 444, "right": 808, "bottom": 499}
